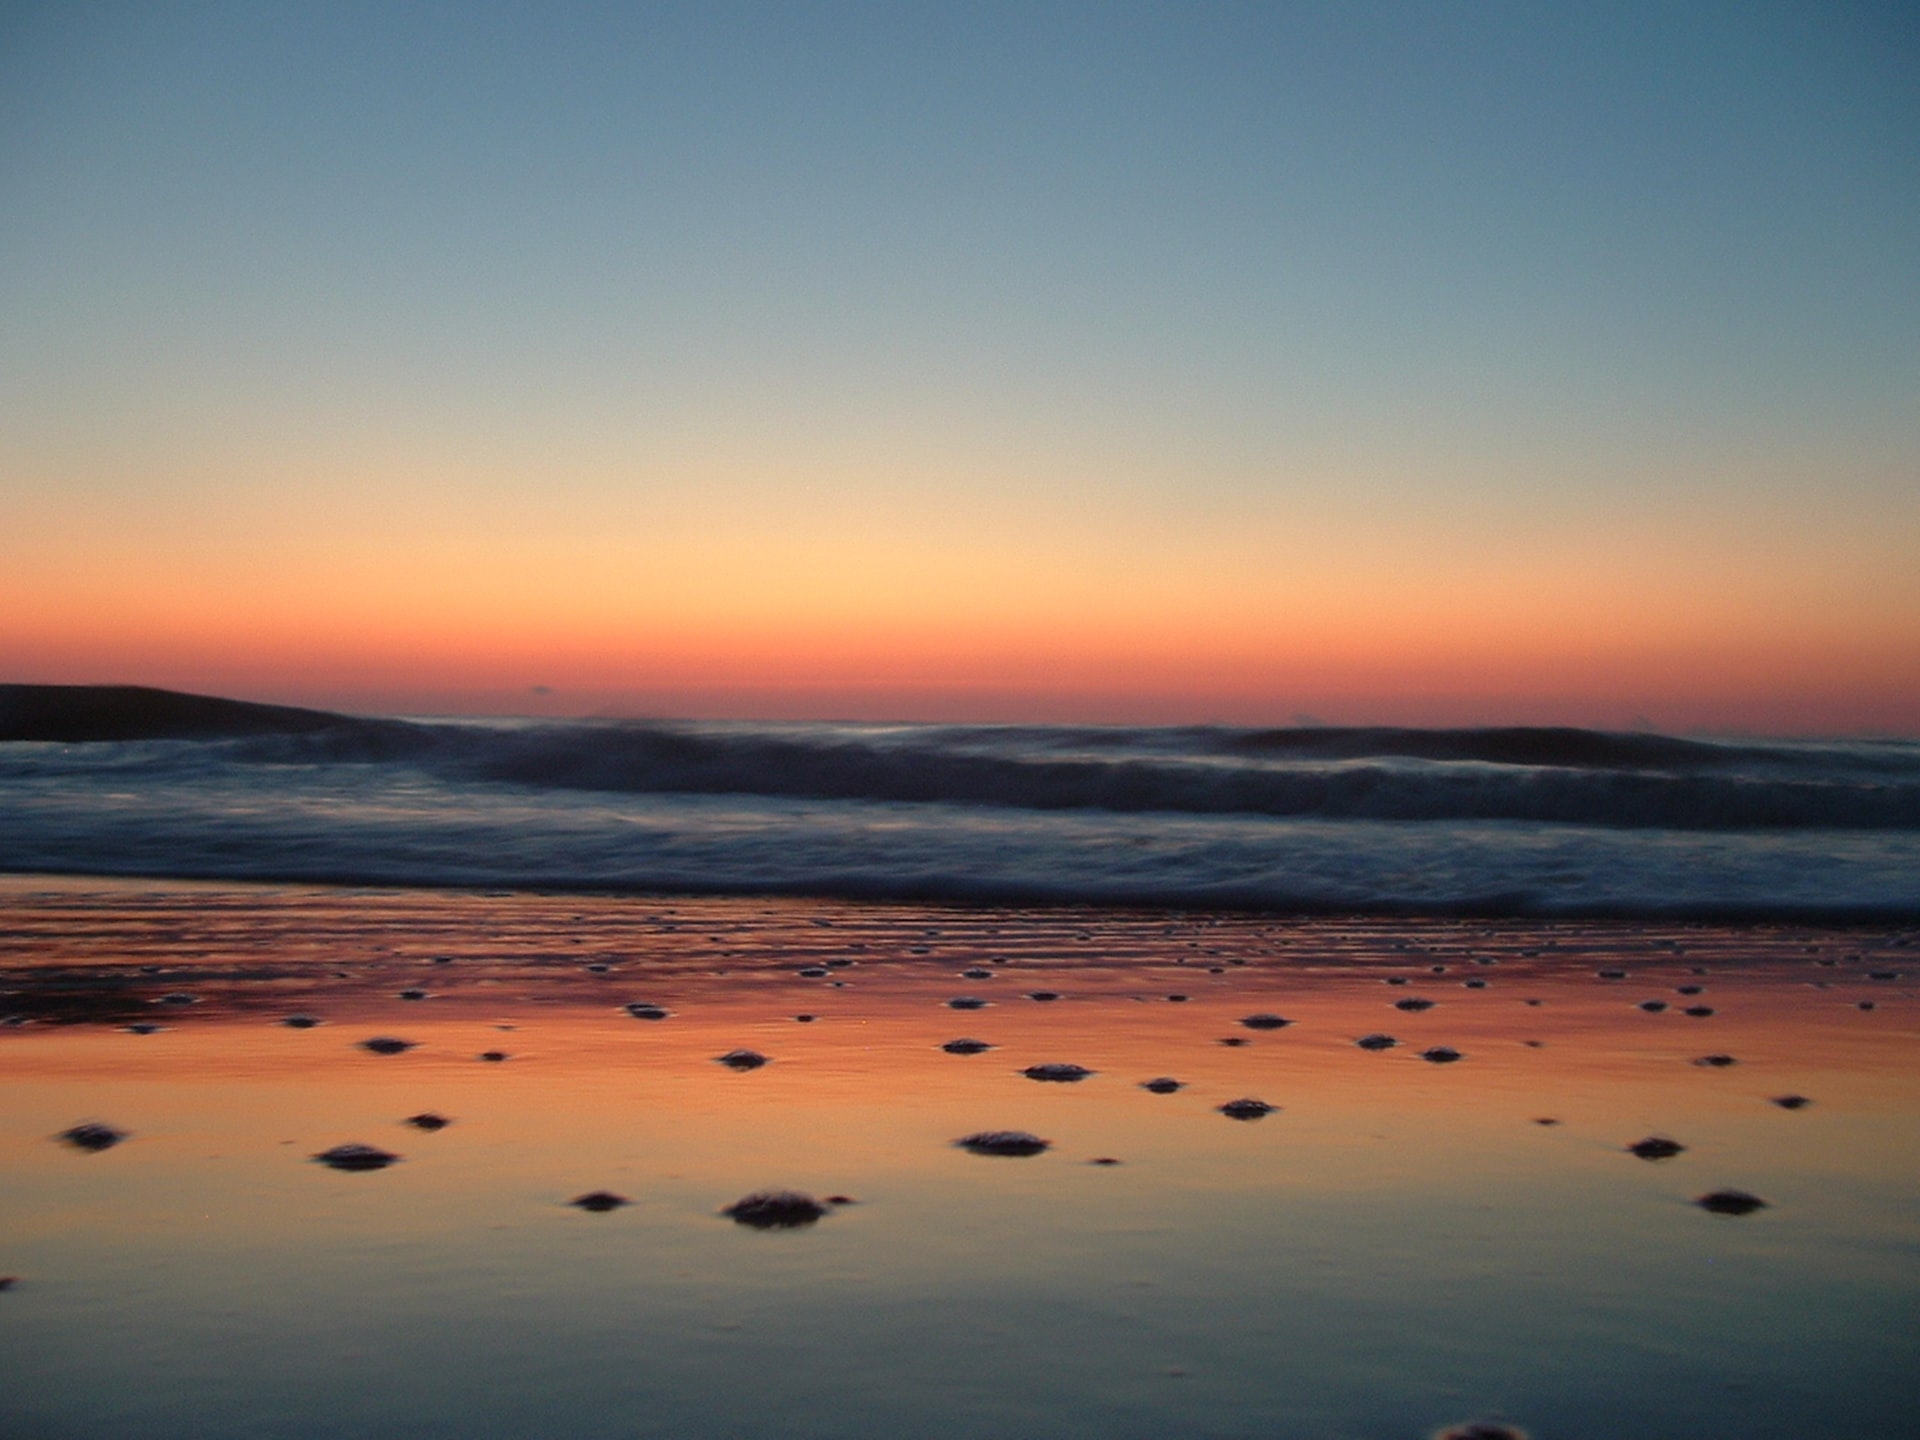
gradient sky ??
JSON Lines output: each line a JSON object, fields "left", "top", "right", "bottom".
{"left": 3, "top": 1, "right": 1916, "bottom": 731}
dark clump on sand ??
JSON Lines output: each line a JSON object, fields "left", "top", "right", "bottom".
{"left": 1432, "top": 1422, "right": 1531, "bottom": 1440}
{"left": 571, "top": 1190, "right": 630, "bottom": 1213}
{"left": 397, "top": 988, "right": 429, "bottom": 1001}
{"left": 282, "top": 1014, "right": 322, "bottom": 1028}
{"left": 1772, "top": 1094, "right": 1813, "bottom": 1110}
{"left": 1355, "top": 1033, "right": 1398, "bottom": 1050}
{"left": 947, "top": 996, "right": 989, "bottom": 1010}
{"left": 797, "top": 966, "right": 829, "bottom": 978}
{"left": 1696, "top": 1188, "right": 1768, "bottom": 1216}
{"left": 1023, "top": 1062, "right": 1093, "bottom": 1082}
{"left": 623, "top": 1002, "right": 670, "bottom": 1020}
{"left": 1089, "top": 1156, "right": 1122, "bottom": 1166}
{"left": 1533, "top": 1117, "right": 1561, "bottom": 1126}
{"left": 961, "top": 968, "right": 993, "bottom": 980}
{"left": 942, "top": 1038, "right": 994, "bottom": 1054}
{"left": 404, "top": 1112, "right": 452, "bottom": 1131}
{"left": 1394, "top": 997, "right": 1436, "bottom": 1012}
{"left": 716, "top": 1049, "right": 769, "bottom": 1070}
{"left": 58, "top": 1122, "right": 127, "bottom": 1153}
{"left": 1239, "top": 1013, "right": 1292, "bottom": 1030}
{"left": 1167, "top": 993, "right": 1188, "bottom": 1002}
{"left": 359, "top": 1036, "right": 416, "bottom": 1055}
{"left": 1683, "top": 1005, "right": 1715, "bottom": 1017}
{"left": 1141, "top": 1077, "right": 1184, "bottom": 1093}
{"left": 957, "top": 1130, "right": 1050, "bottom": 1157}
{"left": 1693, "top": 1053, "right": 1737, "bottom": 1067}
{"left": 314, "top": 1143, "right": 400, "bottom": 1172}
{"left": 1026, "top": 990, "right": 1061, "bottom": 1002}
{"left": 723, "top": 1190, "right": 830, "bottom": 1228}
{"left": 1218, "top": 1098, "right": 1276, "bottom": 1120}
{"left": 1218, "top": 1036, "right": 1248, "bottom": 1046}
{"left": 1420, "top": 1046, "right": 1463, "bottom": 1064}
{"left": 1597, "top": 969, "right": 1627, "bottom": 980}
{"left": 1627, "top": 1136, "right": 1686, "bottom": 1160}
{"left": 124, "top": 1022, "right": 163, "bottom": 1034}
{"left": 794, "top": 1013, "right": 816, "bottom": 1023}
{"left": 1638, "top": 1000, "right": 1668, "bottom": 1012}
{"left": 1858, "top": 1000, "right": 1877, "bottom": 1010}
{"left": 479, "top": 1050, "right": 509, "bottom": 1062}
{"left": 157, "top": 992, "right": 199, "bottom": 1006}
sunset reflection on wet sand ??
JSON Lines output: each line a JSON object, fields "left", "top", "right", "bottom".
{"left": 3, "top": 879, "right": 1915, "bottom": 1439}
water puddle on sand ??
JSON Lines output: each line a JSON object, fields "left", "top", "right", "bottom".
{"left": 2, "top": 879, "right": 1917, "bottom": 1439}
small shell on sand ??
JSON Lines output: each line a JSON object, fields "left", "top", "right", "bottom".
{"left": 58, "top": 1122, "right": 126, "bottom": 1153}
{"left": 942, "top": 1038, "right": 994, "bottom": 1054}
{"left": 1354, "top": 1033, "right": 1397, "bottom": 1050}
{"left": 1239, "top": 1013, "right": 1291, "bottom": 1030}
{"left": 716, "top": 1049, "right": 769, "bottom": 1070}
{"left": 571, "top": 1190, "right": 630, "bottom": 1213}
{"left": 359, "top": 1037, "right": 415, "bottom": 1055}
{"left": 1420, "top": 1046, "right": 1464, "bottom": 1063}
{"left": 1218, "top": 1098, "right": 1275, "bottom": 1120}
{"left": 1022, "top": 1063, "right": 1093, "bottom": 1082}
{"left": 1627, "top": 1136, "right": 1685, "bottom": 1160}
{"left": 957, "top": 1130, "right": 1050, "bottom": 1157}
{"left": 314, "top": 1143, "right": 400, "bottom": 1172}
{"left": 1696, "top": 1188, "right": 1767, "bottom": 1216}
{"left": 1141, "top": 1077, "right": 1184, "bottom": 1093}
{"left": 723, "top": 1190, "right": 829, "bottom": 1228}
{"left": 404, "top": 1113, "right": 451, "bottom": 1131}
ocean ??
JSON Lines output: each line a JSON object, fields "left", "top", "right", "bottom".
{"left": 3, "top": 685, "right": 1916, "bottom": 919}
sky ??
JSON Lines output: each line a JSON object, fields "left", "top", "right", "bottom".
{"left": 3, "top": 1, "right": 1916, "bottom": 732}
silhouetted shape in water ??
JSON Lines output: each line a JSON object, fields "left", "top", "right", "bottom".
{"left": 571, "top": 1191, "right": 629, "bottom": 1212}
{"left": 1772, "top": 1094, "right": 1812, "bottom": 1110}
{"left": 1022, "top": 1063, "right": 1093, "bottom": 1082}
{"left": 1693, "top": 1054, "right": 1736, "bottom": 1067}
{"left": 1868, "top": 970, "right": 1900, "bottom": 980}
{"left": 624, "top": 1002, "right": 670, "bottom": 1020}
{"left": 1421, "top": 1046, "right": 1463, "bottom": 1064}
{"left": 942, "top": 1038, "right": 993, "bottom": 1054}
{"left": 1858, "top": 1000, "right": 1877, "bottom": 1010}
{"left": 585, "top": 963, "right": 610, "bottom": 973}
{"left": 1638, "top": 1000, "right": 1668, "bottom": 1012}
{"left": 282, "top": 1015, "right": 322, "bottom": 1028}
{"left": 1597, "top": 969, "right": 1626, "bottom": 980}
{"left": 360, "top": 1037, "right": 415, "bottom": 1055}
{"left": 125, "top": 1023, "right": 162, "bottom": 1035}
{"left": 1141, "top": 1077, "right": 1184, "bottom": 1093}
{"left": 158, "top": 992, "right": 198, "bottom": 1006}
{"left": 961, "top": 968, "right": 993, "bottom": 979}
{"left": 0, "top": 1277, "right": 15, "bottom": 1291}
{"left": 1627, "top": 1136, "right": 1685, "bottom": 1160}
{"left": 59, "top": 1122, "right": 126, "bottom": 1152}
{"left": 1239, "top": 1013, "right": 1291, "bottom": 1030}
{"left": 404, "top": 1113, "right": 451, "bottom": 1131}
{"left": 398, "top": 989, "right": 428, "bottom": 1001}
{"left": 314, "top": 1143, "right": 399, "bottom": 1172}
{"left": 723, "top": 1190, "right": 828, "bottom": 1228}
{"left": 1027, "top": 991, "right": 1060, "bottom": 1002}
{"left": 1218, "top": 1098, "right": 1275, "bottom": 1119}
{"left": 1696, "top": 1189, "right": 1767, "bottom": 1215}
{"left": 1432, "top": 1422, "right": 1531, "bottom": 1440}
{"left": 1395, "top": 998, "right": 1436, "bottom": 1012}
{"left": 479, "top": 1050, "right": 508, "bottom": 1062}
{"left": 948, "top": 996, "right": 988, "bottom": 1010}
{"left": 798, "top": 967, "right": 828, "bottom": 978}
{"left": 957, "top": 1130, "right": 1049, "bottom": 1156}
{"left": 823, "top": 1195, "right": 856, "bottom": 1206}
{"left": 1355, "top": 1033, "right": 1397, "bottom": 1050}
{"left": 716, "top": 1049, "right": 769, "bottom": 1070}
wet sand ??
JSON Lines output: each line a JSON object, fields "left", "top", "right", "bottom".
{"left": 1, "top": 876, "right": 1916, "bottom": 1439}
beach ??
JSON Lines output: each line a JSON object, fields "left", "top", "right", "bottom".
{"left": 3, "top": 876, "right": 1915, "bottom": 1439}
